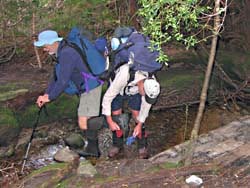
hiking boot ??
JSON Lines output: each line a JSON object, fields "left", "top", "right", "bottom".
{"left": 108, "top": 146, "right": 121, "bottom": 158}
{"left": 77, "top": 138, "right": 100, "bottom": 158}
{"left": 76, "top": 116, "right": 104, "bottom": 157}
{"left": 138, "top": 147, "right": 148, "bottom": 159}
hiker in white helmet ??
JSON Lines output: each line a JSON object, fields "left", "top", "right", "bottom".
{"left": 102, "top": 61, "right": 160, "bottom": 159}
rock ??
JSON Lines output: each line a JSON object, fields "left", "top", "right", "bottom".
{"left": 207, "top": 139, "right": 244, "bottom": 158}
{"left": 96, "top": 159, "right": 153, "bottom": 177}
{"left": 54, "top": 147, "right": 79, "bottom": 162}
{"left": 185, "top": 175, "right": 203, "bottom": 186}
{"left": 64, "top": 133, "right": 85, "bottom": 149}
{"left": 77, "top": 160, "right": 97, "bottom": 177}
{"left": 149, "top": 116, "right": 250, "bottom": 164}
{"left": 0, "top": 144, "right": 15, "bottom": 159}
{"left": 19, "top": 162, "right": 71, "bottom": 188}
{"left": 0, "top": 124, "right": 20, "bottom": 146}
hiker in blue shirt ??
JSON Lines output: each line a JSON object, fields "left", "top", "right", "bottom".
{"left": 34, "top": 30, "right": 107, "bottom": 157}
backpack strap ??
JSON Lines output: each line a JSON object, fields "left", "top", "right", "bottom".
{"left": 128, "top": 69, "right": 136, "bottom": 83}
{"left": 60, "top": 39, "right": 104, "bottom": 93}
{"left": 148, "top": 72, "right": 155, "bottom": 78}
{"left": 63, "top": 39, "right": 93, "bottom": 75}
{"left": 81, "top": 72, "right": 104, "bottom": 92}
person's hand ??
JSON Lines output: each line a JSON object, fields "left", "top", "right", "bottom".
{"left": 133, "top": 122, "right": 142, "bottom": 137}
{"left": 106, "top": 116, "right": 120, "bottom": 131}
{"left": 36, "top": 94, "right": 50, "bottom": 107}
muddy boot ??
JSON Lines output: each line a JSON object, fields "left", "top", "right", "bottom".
{"left": 108, "top": 131, "right": 124, "bottom": 158}
{"left": 108, "top": 114, "right": 130, "bottom": 158}
{"left": 77, "top": 117, "right": 104, "bottom": 158}
{"left": 137, "top": 125, "right": 148, "bottom": 159}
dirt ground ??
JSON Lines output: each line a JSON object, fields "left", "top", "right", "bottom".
{"left": 1, "top": 58, "right": 250, "bottom": 187}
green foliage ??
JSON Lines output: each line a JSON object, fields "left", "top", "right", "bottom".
{"left": 32, "top": 0, "right": 117, "bottom": 35}
{"left": 137, "top": 0, "right": 212, "bottom": 62}
{"left": 1, "top": 0, "right": 119, "bottom": 60}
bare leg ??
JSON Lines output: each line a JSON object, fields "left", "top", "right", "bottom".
{"left": 78, "top": 116, "right": 89, "bottom": 130}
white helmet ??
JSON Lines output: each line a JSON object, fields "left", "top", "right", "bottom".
{"left": 144, "top": 78, "right": 160, "bottom": 104}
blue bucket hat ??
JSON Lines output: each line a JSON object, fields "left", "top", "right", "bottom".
{"left": 34, "top": 30, "right": 63, "bottom": 47}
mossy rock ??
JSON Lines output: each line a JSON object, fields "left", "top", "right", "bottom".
{"left": 21, "top": 163, "right": 71, "bottom": 188}
{"left": 0, "top": 107, "right": 20, "bottom": 146}
{"left": 64, "top": 133, "right": 85, "bottom": 149}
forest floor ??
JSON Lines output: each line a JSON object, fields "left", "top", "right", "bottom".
{"left": 0, "top": 55, "right": 250, "bottom": 187}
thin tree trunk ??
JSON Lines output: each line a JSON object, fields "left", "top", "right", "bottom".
{"left": 32, "top": 13, "right": 42, "bottom": 68}
{"left": 129, "top": 0, "right": 140, "bottom": 30}
{"left": 184, "top": 0, "right": 222, "bottom": 166}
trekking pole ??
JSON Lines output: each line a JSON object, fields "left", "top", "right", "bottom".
{"left": 21, "top": 105, "right": 47, "bottom": 173}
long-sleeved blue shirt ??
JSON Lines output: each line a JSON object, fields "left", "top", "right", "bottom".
{"left": 46, "top": 40, "right": 101, "bottom": 100}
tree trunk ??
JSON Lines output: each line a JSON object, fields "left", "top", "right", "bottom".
{"left": 32, "top": 13, "right": 42, "bottom": 68}
{"left": 184, "top": 0, "right": 222, "bottom": 166}
{"left": 129, "top": 0, "right": 140, "bottom": 30}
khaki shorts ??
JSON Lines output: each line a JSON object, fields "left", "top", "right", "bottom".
{"left": 78, "top": 85, "right": 102, "bottom": 117}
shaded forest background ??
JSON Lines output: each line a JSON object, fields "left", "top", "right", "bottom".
{"left": 1, "top": 0, "right": 250, "bottom": 63}
{"left": 1, "top": 0, "right": 249, "bottom": 107}
{"left": 0, "top": 1, "right": 250, "bottom": 187}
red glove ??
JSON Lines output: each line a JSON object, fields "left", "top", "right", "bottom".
{"left": 116, "top": 130, "right": 123, "bottom": 137}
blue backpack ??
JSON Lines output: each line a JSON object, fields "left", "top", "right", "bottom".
{"left": 114, "top": 31, "right": 162, "bottom": 73}
{"left": 99, "top": 28, "right": 162, "bottom": 82}
{"left": 55, "top": 27, "right": 107, "bottom": 95}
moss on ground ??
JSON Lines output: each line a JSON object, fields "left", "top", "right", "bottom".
{"left": 160, "top": 161, "right": 183, "bottom": 169}
{"left": 0, "top": 88, "right": 28, "bottom": 101}
{"left": 217, "top": 52, "right": 250, "bottom": 79}
{"left": 146, "top": 162, "right": 183, "bottom": 174}
{"left": 157, "top": 70, "right": 203, "bottom": 90}
{"left": 16, "top": 94, "right": 79, "bottom": 128}
{"left": 28, "top": 162, "right": 68, "bottom": 178}
{"left": 0, "top": 83, "right": 20, "bottom": 93}
{"left": 0, "top": 107, "right": 18, "bottom": 128}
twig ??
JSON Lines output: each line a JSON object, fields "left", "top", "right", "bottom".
{"left": 32, "top": 12, "right": 42, "bottom": 68}
{"left": 0, "top": 29, "right": 17, "bottom": 64}
{"left": 152, "top": 100, "right": 201, "bottom": 111}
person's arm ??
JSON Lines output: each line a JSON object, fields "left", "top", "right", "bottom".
{"left": 137, "top": 96, "right": 152, "bottom": 123}
{"left": 47, "top": 50, "right": 75, "bottom": 100}
{"left": 133, "top": 96, "right": 152, "bottom": 137}
{"left": 102, "top": 65, "right": 129, "bottom": 116}
{"left": 102, "top": 65, "right": 129, "bottom": 130}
